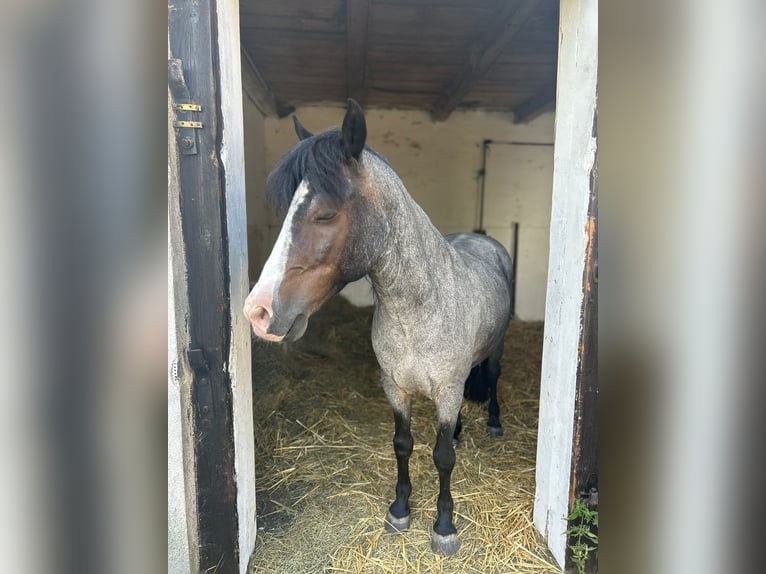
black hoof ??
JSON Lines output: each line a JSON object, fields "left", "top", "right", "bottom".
{"left": 487, "top": 425, "right": 503, "bottom": 437}
{"left": 431, "top": 532, "right": 461, "bottom": 555}
{"left": 384, "top": 512, "right": 410, "bottom": 533}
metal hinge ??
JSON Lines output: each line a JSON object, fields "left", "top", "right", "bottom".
{"left": 168, "top": 59, "right": 203, "bottom": 155}
{"left": 175, "top": 103, "right": 202, "bottom": 112}
{"left": 174, "top": 120, "right": 203, "bottom": 129}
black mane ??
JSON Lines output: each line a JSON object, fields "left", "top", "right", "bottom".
{"left": 266, "top": 129, "right": 352, "bottom": 215}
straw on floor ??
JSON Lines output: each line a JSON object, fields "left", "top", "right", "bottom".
{"left": 249, "top": 297, "right": 559, "bottom": 574}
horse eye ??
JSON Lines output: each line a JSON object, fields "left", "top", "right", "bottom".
{"left": 314, "top": 211, "right": 337, "bottom": 222}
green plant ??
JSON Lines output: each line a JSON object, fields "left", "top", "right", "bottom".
{"left": 565, "top": 497, "right": 598, "bottom": 574}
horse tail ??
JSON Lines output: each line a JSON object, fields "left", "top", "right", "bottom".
{"left": 463, "top": 359, "right": 491, "bottom": 402}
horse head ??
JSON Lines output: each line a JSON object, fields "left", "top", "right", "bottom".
{"left": 244, "top": 100, "right": 386, "bottom": 342}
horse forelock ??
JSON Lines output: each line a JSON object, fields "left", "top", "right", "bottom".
{"left": 266, "top": 129, "right": 351, "bottom": 216}
{"left": 266, "top": 128, "right": 393, "bottom": 216}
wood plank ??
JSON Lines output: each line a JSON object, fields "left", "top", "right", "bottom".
{"left": 431, "top": 0, "right": 545, "bottom": 121}
{"left": 374, "top": 0, "right": 498, "bottom": 7}
{"left": 365, "top": 89, "right": 437, "bottom": 108}
{"left": 240, "top": 15, "right": 343, "bottom": 32}
{"left": 480, "top": 62, "right": 558, "bottom": 79}
{"left": 268, "top": 82, "right": 347, "bottom": 102}
{"left": 370, "top": 64, "right": 462, "bottom": 80}
{"left": 168, "top": 0, "right": 239, "bottom": 569}
{"left": 243, "top": 44, "right": 347, "bottom": 62}
{"left": 367, "top": 42, "right": 469, "bottom": 61}
{"left": 256, "top": 66, "right": 346, "bottom": 82}
{"left": 369, "top": 78, "right": 451, "bottom": 91}
{"left": 369, "top": 2, "right": 492, "bottom": 41}
{"left": 239, "top": 0, "right": 343, "bottom": 19}
{"left": 242, "top": 28, "right": 345, "bottom": 44}
{"left": 346, "top": 0, "right": 370, "bottom": 103}
{"left": 241, "top": 46, "right": 294, "bottom": 117}
{"left": 512, "top": 83, "right": 556, "bottom": 123}
{"left": 494, "top": 52, "right": 558, "bottom": 65}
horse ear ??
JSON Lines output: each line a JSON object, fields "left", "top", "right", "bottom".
{"left": 342, "top": 98, "right": 366, "bottom": 160}
{"left": 292, "top": 116, "right": 314, "bottom": 141}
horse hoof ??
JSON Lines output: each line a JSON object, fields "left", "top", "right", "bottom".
{"left": 384, "top": 512, "right": 410, "bottom": 533}
{"left": 431, "top": 532, "right": 461, "bottom": 555}
{"left": 487, "top": 425, "right": 503, "bottom": 437}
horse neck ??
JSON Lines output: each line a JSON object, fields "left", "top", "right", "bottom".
{"left": 365, "top": 157, "right": 455, "bottom": 313}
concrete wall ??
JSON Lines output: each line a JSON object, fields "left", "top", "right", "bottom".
{"left": 245, "top": 106, "right": 554, "bottom": 318}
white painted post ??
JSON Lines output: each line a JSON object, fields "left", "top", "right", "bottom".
{"left": 533, "top": 0, "right": 598, "bottom": 567}
{"left": 215, "top": 1, "right": 257, "bottom": 571}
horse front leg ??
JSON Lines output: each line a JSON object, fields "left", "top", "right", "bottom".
{"left": 431, "top": 401, "right": 461, "bottom": 555}
{"left": 383, "top": 376, "right": 413, "bottom": 533}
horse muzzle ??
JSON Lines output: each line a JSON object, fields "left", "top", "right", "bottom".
{"left": 244, "top": 283, "right": 310, "bottom": 342}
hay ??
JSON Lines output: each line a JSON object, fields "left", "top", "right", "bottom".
{"left": 249, "top": 297, "right": 559, "bottom": 574}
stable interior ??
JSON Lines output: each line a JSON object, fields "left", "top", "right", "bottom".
{"left": 240, "top": 1, "right": 560, "bottom": 571}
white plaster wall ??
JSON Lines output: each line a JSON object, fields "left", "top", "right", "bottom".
{"left": 485, "top": 143, "right": 553, "bottom": 320}
{"left": 249, "top": 106, "right": 554, "bottom": 311}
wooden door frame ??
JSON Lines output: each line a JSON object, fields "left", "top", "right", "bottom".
{"left": 168, "top": 0, "right": 255, "bottom": 572}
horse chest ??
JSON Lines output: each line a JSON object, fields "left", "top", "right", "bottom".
{"left": 371, "top": 316, "right": 470, "bottom": 395}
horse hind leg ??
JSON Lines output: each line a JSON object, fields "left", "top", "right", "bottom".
{"left": 452, "top": 410, "right": 462, "bottom": 443}
{"left": 486, "top": 344, "right": 504, "bottom": 437}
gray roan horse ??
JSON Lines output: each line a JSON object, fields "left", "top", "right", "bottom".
{"left": 244, "top": 100, "right": 513, "bottom": 555}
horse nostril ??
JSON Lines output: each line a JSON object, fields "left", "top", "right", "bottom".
{"left": 250, "top": 305, "right": 272, "bottom": 332}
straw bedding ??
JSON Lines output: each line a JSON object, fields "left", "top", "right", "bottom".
{"left": 249, "top": 296, "right": 559, "bottom": 574}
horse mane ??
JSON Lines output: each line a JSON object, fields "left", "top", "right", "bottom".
{"left": 266, "top": 128, "right": 391, "bottom": 215}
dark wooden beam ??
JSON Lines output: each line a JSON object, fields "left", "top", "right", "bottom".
{"left": 567, "top": 109, "right": 598, "bottom": 574}
{"left": 346, "top": 0, "right": 370, "bottom": 104}
{"left": 431, "top": 0, "right": 543, "bottom": 121}
{"left": 513, "top": 83, "right": 556, "bottom": 123}
{"left": 240, "top": 46, "right": 294, "bottom": 117}
{"left": 169, "top": 0, "right": 240, "bottom": 567}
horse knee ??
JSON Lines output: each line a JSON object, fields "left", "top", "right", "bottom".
{"left": 432, "top": 441, "right": 455, "bottom": 473}
{"left": 393, "top": 433, "right": 413, "bottom": 458}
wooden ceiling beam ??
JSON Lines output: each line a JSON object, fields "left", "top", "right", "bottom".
{"left": 346, "top": 0, "right": 370, "bottom": 104}
{"left": 512, "top": 83, "right": 556, "bottom": 123}
{"left": 431, "top": 0, "right": 544, "bottom": 122}
{"left": 240, "top": 46, "right": 294, "bottom": 117}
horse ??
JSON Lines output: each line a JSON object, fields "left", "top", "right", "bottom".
{"left": 244, "top": 100, "right": 513, "bottom": 555}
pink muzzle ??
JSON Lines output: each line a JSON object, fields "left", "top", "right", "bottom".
{"left": 243, "top": 281, "right": 285, "bottom": 342}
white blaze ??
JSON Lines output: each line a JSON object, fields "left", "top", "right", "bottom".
{"left": 257, "top": 179, "right": 311, "bottom": 293}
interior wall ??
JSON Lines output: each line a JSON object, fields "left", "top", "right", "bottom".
{"left": 247, "top": 105, "right": 554, "bottom": 317}
{"left": 485, "top": 143, "right": 554, "bottom": 320}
